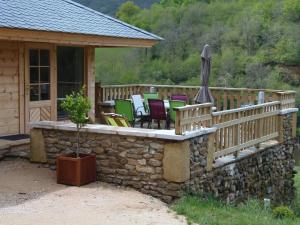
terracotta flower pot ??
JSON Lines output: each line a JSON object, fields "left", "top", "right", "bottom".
{"left": 56, "top": 153, "right": 96, "bottom": 186}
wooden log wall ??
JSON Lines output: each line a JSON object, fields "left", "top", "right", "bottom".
{"left": 0, "top": 41, "right": 20, "bottom": 136}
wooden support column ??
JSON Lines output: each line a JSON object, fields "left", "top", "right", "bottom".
{"left": 85, "top": 46, "right": 96, "bottom": 122}
{"left": 18, "top": 42, "right": 25, "bottom": 133}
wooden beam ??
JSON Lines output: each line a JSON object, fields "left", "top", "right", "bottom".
{"left": 50, "top": 44, "right": 57, "bottom": 121}
{"left": 0, "top": 28, "right": 159, "bottom": 48}
{"left": 214, "top": 110, "right": 280, "bottom": 129}
{"left": 18, "top": 42, "right": 25, "bottom": 133}
{"left": 85, "top": 46, "right": 96, "bottom": 122}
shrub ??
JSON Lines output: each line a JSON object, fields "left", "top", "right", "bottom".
{"left": 60, "top": 87, "right": 91, "bottom": 158}
{"left": 272, "top": 206, "right": 295, "bottom": 219}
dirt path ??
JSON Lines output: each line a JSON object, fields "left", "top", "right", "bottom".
{"left": 0, "top": 159, "right": 187, "bottom": 225}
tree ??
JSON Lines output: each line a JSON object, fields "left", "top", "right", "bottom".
{"left": 116, "top": 1, "right": 141, "bottom": 23}
{"left": 61, "top": 88, "right": 91, "bottom": 158}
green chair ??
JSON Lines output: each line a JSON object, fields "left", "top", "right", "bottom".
{"left": 115, "top": 99, "right": 135, "bottom": 126}
{"left": 114, "top": 115, "right": 131, "bottom": 127}
{"left": 169, "top": 100, "right": 186, "bottom": 122}
{"left": 143, "top": 93, "right": 159, "bottom": 112}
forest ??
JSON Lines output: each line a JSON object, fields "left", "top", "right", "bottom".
{"left": 74, "top": 0, "right": 159, "bottom": 15}
{"left": 78, "top": 0, "right": 300, "bottom": 106}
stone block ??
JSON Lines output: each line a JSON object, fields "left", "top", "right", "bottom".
{"left": 148, "top": 158, "right": 162, "bottom": 167}
{"left": 30, "top": 129, "right": 47, "bottom": 163}
{"left": 163, "top": 141, "right": 190, "bottom": 182}
{"left": 136, "top": 165, "right": 155, "bottom": 174}
{"left": 94, "top": 146, "right": 105, "bottom": 154}
{"left": 137, "top": 159, "right": 146, "bottom": 165}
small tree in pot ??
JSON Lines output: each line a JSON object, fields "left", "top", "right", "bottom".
{"left": 56, "top": 87, "right": 96, "bottom": 186}
{"left": 61, "top": 88, "right": 91, "bottom": 158}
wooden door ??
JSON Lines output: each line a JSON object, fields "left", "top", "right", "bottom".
{"left": 25, "top": 44, "right": 56, "bottom": 132}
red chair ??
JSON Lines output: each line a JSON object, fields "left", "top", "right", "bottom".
{"left": 148, "top": 99, "right": 170, "bottom": 129}
{"left": 171, "top": 94, "right": 189, "bottom": 104}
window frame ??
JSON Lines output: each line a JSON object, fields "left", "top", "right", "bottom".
{"left": 29, "top": 48, "right": 51, "bottom": 102}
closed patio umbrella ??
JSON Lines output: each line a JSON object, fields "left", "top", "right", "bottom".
{"left": 194, "top": 44, "right": 214, "bottom": 104}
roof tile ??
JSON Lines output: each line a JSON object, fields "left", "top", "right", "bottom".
{"left": 0, "top": 0, "right": 162, "bottom": 40}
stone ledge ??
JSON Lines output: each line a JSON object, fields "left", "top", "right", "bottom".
{"left": 0, "top": 139, "right": 30, "bottom": 160}
{"left": 30, "top": 121, "right": 216, "bottom": 141}
{"left": 0, "top": 139, "right": 30, "bottom": 150}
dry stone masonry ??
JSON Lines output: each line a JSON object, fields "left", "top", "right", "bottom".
{"left": 31, "top": 111, "right": 297, "bottom": 205}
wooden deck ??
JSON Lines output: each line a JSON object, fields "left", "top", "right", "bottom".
{"left": 95, "top": 83, "right": 298, "bottom": 170}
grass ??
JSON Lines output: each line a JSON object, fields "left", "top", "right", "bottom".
{"left": 172, "top": 167, "right": 300, "bottom": 225}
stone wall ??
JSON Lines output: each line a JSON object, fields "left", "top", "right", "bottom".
{"left": 184, "top": 113, "right": 296, "bottom": 205}
{"left": 32, "top": 112, "right": 297, "bottom": 205}
{"left": 41, "top": 129, "right": 189, "bottom": 203}
{"left": 185, "top": 141, "right": 295, "bottom": 205}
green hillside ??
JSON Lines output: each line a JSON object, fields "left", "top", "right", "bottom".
{"left": 73, "top": 0, "right": 159, "bottom": 15}
{"left": 96, "top": 0, "right": 300, "bottom": 103}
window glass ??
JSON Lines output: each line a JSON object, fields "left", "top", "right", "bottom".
{"left": 30, "top": 49, "right": 39, "bottom": 66}
{"left": 57, "top": 46, "right": 84, "bottom": 118}
{"left": 29, "top": 49, "right": 50, "bottom": 101}
{"left": 40, "top": 49, "right": 50, "bottom": 66}
{"left": 40, "top": 67, "right": 50, "bottom": 83}
{"left": 40, "top": 84, "right": 50, "bottom": 100}
{"left": 30, "top": 67, "right": 39, "bottom": 84}
{"left": 30, "top": 85, "right": 39, "bottom": 101}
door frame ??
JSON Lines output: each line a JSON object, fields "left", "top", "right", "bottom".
{"left": 24, "top": 43, "right": 57, "bottom": 132}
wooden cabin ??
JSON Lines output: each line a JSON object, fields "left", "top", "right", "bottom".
{"left": 0, "top": 0, "right": 161, "bottom": 136}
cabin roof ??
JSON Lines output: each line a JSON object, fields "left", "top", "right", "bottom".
{"left": 0, "top": 0, "right": 162, "bottom": 41}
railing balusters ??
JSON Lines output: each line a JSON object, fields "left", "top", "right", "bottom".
{"left": 174, "top": 103, "right": 213, "bottom": 135}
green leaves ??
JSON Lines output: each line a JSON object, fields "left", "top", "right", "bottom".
{"left": 60, "top": 87, "right": 91, "bottom": 130}
{"left": 97, "top": 0, "right": 300, "bottom": 92}
{"left": 116, "top": 1, "right": 141, "bottom": 23}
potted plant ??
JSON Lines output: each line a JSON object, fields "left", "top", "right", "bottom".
{"left": 56, "top": 87, "right": 96, "bottom": 186}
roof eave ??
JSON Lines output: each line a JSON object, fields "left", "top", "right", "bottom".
{"left": 0, "top": 27, "right": 161, "bottom": 47}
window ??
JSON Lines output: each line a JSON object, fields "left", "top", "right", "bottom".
{"left": 29, "top": 49, "right": 50, "bottom": 101}
{"left": 57, "top": 46, "right": 84, "bottom": 118}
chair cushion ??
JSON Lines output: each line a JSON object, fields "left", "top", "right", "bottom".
{"left": 132, "top": 95, "right": 147, "bottom": 116}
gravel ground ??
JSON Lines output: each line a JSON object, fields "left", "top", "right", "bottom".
{"left": 0, "top": 159, "right": 187, "bottom": 225}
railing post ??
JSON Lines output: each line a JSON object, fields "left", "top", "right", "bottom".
{"left": 175, "top": 109, "right": 182, "bottom": 135}
{"left": 277, "top": 114, "right": 284, "bottom": 143}
{"left": 234, "top": 111, "right": 241, "bottom": 158}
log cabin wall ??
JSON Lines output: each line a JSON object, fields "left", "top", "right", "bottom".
{"left": 0, "top": 40, "right": 96, "bottom": 136}
{"left": 0, "top": 41, "right": 20, "bottom": 136}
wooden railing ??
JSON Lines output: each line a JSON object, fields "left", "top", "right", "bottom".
{"left": 96, "top": 83, "right": 296, "bottom": 111}
{"left": 274, "top": 91, "right": 296, "bottom": 109}
{"left": 211, "top": 101, "right": 281, "bottom": 159}
{"left": 174, "top": 103, "right": 212, "bottom": 135}
{"left": 95, "top": 83, "right": 297, "bottom": 171}
{"left": 94, "top": 83, "right": 299, "bottom": 175}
